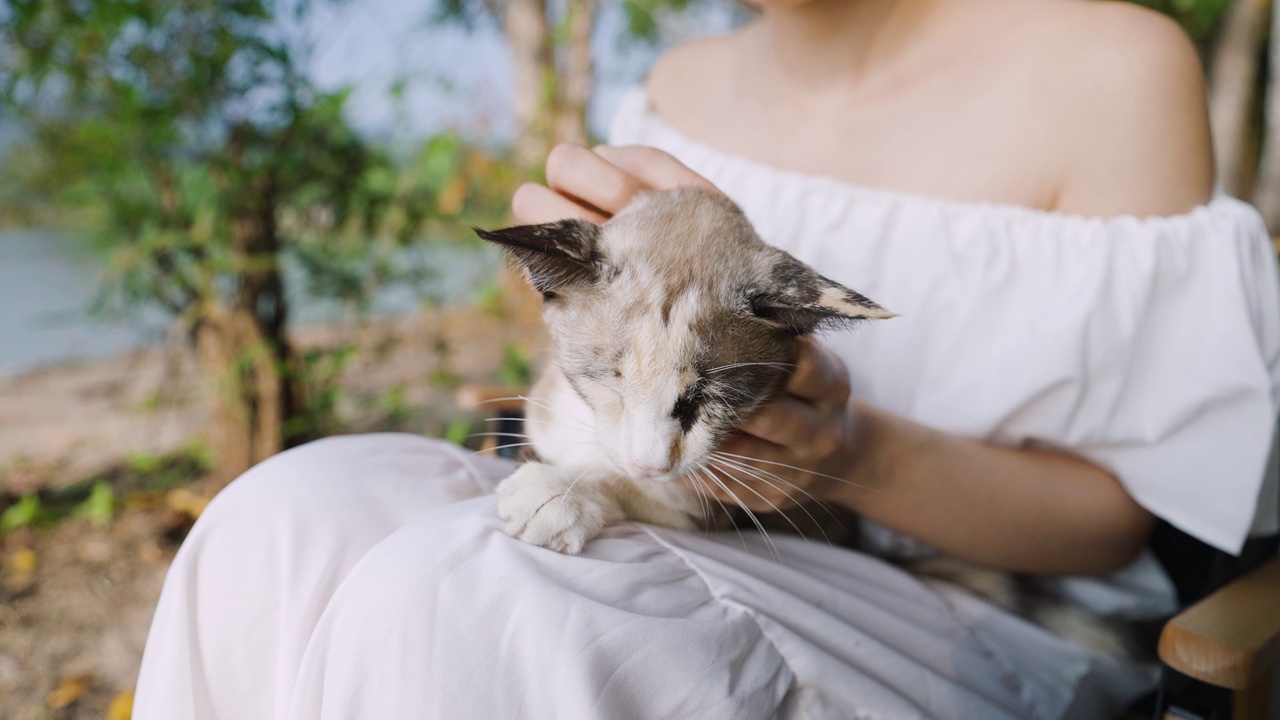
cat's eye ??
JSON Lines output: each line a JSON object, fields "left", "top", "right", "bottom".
{"left": 542, "top": 291, "right": 558, "bottom": 301}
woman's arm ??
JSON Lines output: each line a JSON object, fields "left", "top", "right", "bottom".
{"left": 714, "top": 338, "right": 1154, "bottom": 577}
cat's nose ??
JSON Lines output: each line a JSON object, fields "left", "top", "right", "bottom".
{"left": 627, "top": 460, "right": 673, "bottom": 479}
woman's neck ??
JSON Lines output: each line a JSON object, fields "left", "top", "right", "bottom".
{"left": 751, "top": 0, "right": 962, "bottom": 93}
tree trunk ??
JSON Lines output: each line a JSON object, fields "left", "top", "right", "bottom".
{"left": 1253, "top": 11, "right": 1280, "bottom": 234}
{"left": 197, "top": 182, "right": 306, "bottom": 485}
{"left": 554, "top": 0, "right": 596, "bottom": 146}
{"left": 1208, "top": 0, "right": 1271, "bottom": 198}
{"left": 505, "top": 0, "right": 555, "bottom": 175}
{"left": 195, "top": 305, "right": 283, "bottom": 485}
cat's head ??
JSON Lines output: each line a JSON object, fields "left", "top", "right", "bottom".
{"left": 476, "top": 187, "right": 892, "bottom": 482}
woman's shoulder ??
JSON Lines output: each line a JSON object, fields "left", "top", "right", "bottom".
{"left": 643, "top": 34, "right": 736, "bottom": 141}
{"left": 1010, "top": 0, "right": 1214, "bottom": 216}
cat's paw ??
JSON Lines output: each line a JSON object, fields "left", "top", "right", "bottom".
{"left": 496, "top": 463, "right": 623, "bottom": 554}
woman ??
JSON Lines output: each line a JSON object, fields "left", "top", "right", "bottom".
{"left": 134, "top": 0, "right": 1280, "bottom": 718}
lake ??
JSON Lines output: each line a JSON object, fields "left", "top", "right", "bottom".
{"left": 0, "top": 230, "right": 501, "bottom": 377}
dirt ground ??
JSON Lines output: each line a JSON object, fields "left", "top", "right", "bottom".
{"left": 0, "top": 293, "right": 543, "bottom": 719}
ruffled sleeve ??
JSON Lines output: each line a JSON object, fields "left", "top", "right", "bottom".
{"left": 990, "top": 201, "right": 1280, "bottom": 555}
{"left": 608, "top": 86, "right": 1280, "bottom": 556}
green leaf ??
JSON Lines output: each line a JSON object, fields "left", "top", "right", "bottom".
{"left": 75, "top": 481, "right": 115, "bottom": 526}
{"left": 444, "top": 417, "right": 473, "bottom": 446}
{"left": 1, "top": 495, "right": 44, "bottom": 534}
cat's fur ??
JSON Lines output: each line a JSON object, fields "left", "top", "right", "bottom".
{"left": 476, "top": 187, "right": 891, "bottom": 553}
{"left": 476, "top": 187, "right": 1137, "bottom": 661}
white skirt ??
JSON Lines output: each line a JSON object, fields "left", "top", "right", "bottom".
{"left": 133, "top": 434, "right": 1157, "bottom": 720}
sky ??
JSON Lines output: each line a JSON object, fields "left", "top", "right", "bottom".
{"left": 300, "top": 0, "right": 739, "bottom": 144}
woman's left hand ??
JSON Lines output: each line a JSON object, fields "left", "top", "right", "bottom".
{"left": 686, "top": 336, "right": 866, "bottom": 512}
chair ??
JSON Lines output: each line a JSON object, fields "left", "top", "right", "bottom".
{"left": 455, "top": 384, "right": 1280, "bottom": 720}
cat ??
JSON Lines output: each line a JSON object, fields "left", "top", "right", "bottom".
{"left": 475, "top": 186, "right": 1138, "bottom": 661}
{"left": 475, "top": 186, "right": 892, "bottom": 554}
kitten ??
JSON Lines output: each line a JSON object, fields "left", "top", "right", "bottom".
{"left": 475, "top": 187, "right": 1139, "bottom": 662}
{"left": 475, "top": 186, "right": 892, "bottom": 554}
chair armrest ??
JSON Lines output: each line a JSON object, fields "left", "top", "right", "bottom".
{"left": 1157, "top": 554, "right": 1280, "bottom": 689}
{"left": 454, "top": 385, "right": 529, "bottom": 414}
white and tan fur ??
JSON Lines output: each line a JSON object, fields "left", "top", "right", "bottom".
{"left": 476, "top": 188, "right": 1137, "bottom": 660}
{"left": 476, "top": 187, "right": 890, "bottom": 553}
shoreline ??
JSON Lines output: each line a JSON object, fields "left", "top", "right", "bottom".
{"left": 0, "top": 296, "right": 544, "bottom": 494}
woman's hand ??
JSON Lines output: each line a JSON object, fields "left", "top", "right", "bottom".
{"left": 688, "top": 337, "right": 868, "bottom": 513}
{"left": 511, "top": 143, "right": 718, "bottom": 224}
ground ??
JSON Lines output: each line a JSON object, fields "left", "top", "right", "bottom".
{"left": 0, "top": 288, "right": 544, "bottom": 719}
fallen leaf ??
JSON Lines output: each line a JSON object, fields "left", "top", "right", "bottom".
{"left": 107, "top": 689, "right": 134, "bottom": 720}
{"left": 3, "top": 547, "right": 37, "bottom": 596}
{"left": 165, "top": 488, "right": 209, "bottom": 519}
{"left": 8, "top": 548, "right": 36, "bottom": 574}
{"left": 46, "top": 674, "right": 91, "bottom": 710}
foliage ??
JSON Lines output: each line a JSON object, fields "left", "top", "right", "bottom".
{"left": 497, "top": 342, "right": 534, "bottom": 387}
{"left": 0, "top": 0, "right": 521, "bottom": 469}
{"left": 75, "top": 481, "right": 116, "bottom": 525}
{"left": 1, "top": 494, "right": 44, "bottom": 534}
{"left": 0, "top": 443, "right": 212, "bottom": 535}
{"left": 1130, "top": 0, "right": 1233, "bottom": 39}
{"left": 444, "top": 417, "right": 474, "bottom": 447}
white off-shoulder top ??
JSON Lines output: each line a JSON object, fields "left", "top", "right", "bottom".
{"left": 610, "top": 87, "right": 1280, "bottom": 563}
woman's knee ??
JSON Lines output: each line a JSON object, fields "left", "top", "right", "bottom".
{"left": 182, "top": 434, "right": 508, "bottom": 564}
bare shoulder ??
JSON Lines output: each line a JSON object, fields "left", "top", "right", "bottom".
{"left": 644, "top": 33, "right": 737, "bottom": 137}
{"left": 1020, "top": 0, "right": 1213, "bottom": 216}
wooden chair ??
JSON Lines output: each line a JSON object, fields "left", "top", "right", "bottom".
{"left": 1150, "top": 523, "right": 1279, "bottom": 720}
{"left": 456, "top": 384, "right": 1280, "bottom": 720}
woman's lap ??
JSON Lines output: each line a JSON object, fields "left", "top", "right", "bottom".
{"left": 134, "top": 434, "right": 1152, "bottom": 720}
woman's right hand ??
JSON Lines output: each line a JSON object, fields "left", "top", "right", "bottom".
{"left": 511, "top": 144, "right": 720, "bottom": 225}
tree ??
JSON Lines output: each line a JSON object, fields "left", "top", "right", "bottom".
{"left": 439, "top": 0, "right": 595, "bottom": 173}
{"left": 0, "top": 0, "right": 385, "bottom": 482}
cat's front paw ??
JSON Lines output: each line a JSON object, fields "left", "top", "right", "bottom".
{"left": 496, "top": 463, "right": 623, "bottom": 554}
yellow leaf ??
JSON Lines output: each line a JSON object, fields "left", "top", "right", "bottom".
{"left": 46, "top": 674, "right": 90, "bottom": 710}
{"left": 107, "top": 689, "right": 135, "bottom": 720}
{"left": 8, "top": 548, "right": 36, "bottom": 574}
{"left": 165, "top": 488, "right": 209, "bottom": 518}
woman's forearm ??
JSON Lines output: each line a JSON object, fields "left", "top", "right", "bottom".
{"left": 835, "top": 402, "right": 1156, "bottom": 576}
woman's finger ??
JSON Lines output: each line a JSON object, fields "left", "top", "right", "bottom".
{"left": 786, "top": 337, "right": 852, "bottom": 406}
{"left": 738, "top": 395, "right": 825, "bottom": 449}
{"left": 545, "top": 143, "right": 648, "bottom": 216}
{"left": 511, "top": 182, "right": 609, "bottom": 225}
{"left": 592, "top": 145, "right": 720, "bottom": 193}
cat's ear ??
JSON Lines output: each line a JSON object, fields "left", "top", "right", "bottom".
{"left": 752, "top": 255, "right": 894, "bottom": 334}
{"left": 474, "top": 219, "right": 604, "bottom": 296}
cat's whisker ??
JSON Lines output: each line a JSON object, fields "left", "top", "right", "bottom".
{"left": 692, "top": 468, "right": 748, "bottom": 550}
{"left": 467, "top": 431, "right": 533, "bottom": 440}
{"left": 472, "top": 441, "right": 594, "bottom": 458}
{"left": 709, "top": 454, "right": 846, "bottom": 522}
{"left": 712, "top": 451, "right": 882, "bottom": 494}
{"left": 473, "top": 395, "right": 596, "bottom": 434}
{"left": 466, "top": 431, "right": 590, "bottom": 444}
{"left": 483, "top": 416, "right": 596, "bottom": 435}
{"left": 474, "top": 396, "right": 530, "bottom": 406}
{"left": 681, "top": 472, "right": 714, "bottom": 535}
{"left": 709, "top": 457, "right": 839, "bottom": 544}
{"left": 558, "top": 466, "right": 592, "bottom": 502}
{"left": 709, "top": 462, "right": 815, "bottom": 545}
{"left": 704, "top": 466, "right": 782, "bottom": 563}
{"left": 705, "top": 362, "right": 796, "bottom": 374}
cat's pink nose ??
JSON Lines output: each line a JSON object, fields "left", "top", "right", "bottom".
{"left": 627, "top": 461, "right": 672, "bottom": 479}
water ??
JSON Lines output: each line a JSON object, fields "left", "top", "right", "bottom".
{"left": 0, "top": 230, "right": 500, "bottom": 377}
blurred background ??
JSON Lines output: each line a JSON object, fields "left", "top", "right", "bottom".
{"left": 0, "top": 0, "right": 1276, "bottom": 717}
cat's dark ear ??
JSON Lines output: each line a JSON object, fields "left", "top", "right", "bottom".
{"left": 474, "top": 219, "right": 604, "bottom": 296}
{"left": 752, "top": 255, "right": 894, "bottom": 334}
